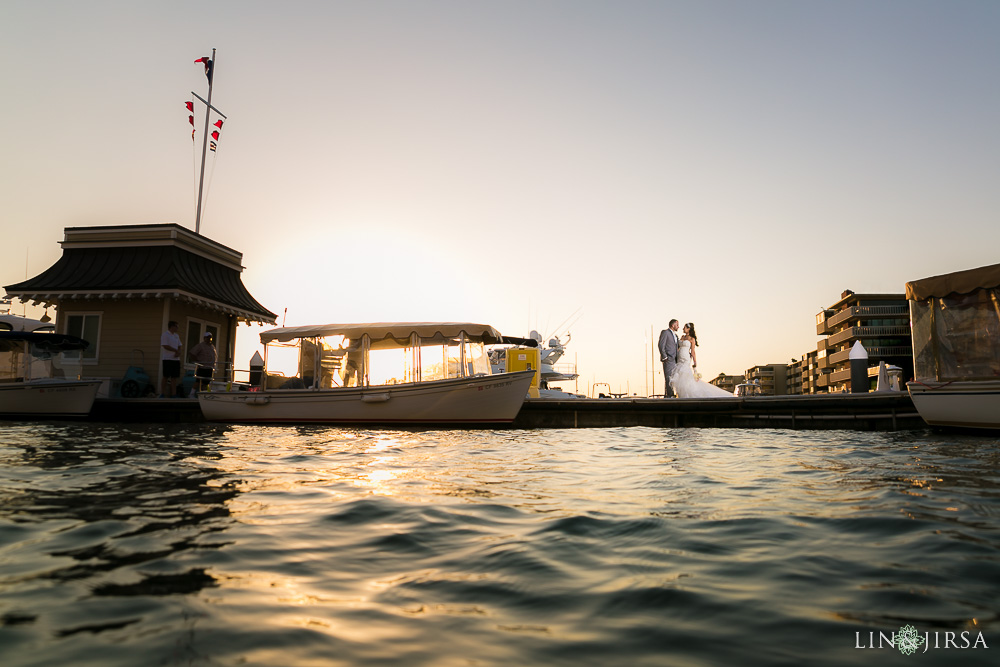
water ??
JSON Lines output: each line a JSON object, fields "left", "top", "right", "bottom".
{"left": 1, "top": 423, "right": 998, "bottom": 666}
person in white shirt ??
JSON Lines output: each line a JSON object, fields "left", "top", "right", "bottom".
{"left": 160, "top": 320, "right": 182, "bottom": 397}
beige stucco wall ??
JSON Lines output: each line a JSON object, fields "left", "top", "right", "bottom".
{"left": 55, "top": 296, "right": 237, "bottom": 394}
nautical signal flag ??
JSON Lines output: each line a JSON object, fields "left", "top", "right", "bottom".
{"left": 210, "top": 141, "right": 217, "bottom": 152}
{"left": 211, "top": 130, "right": 220, "bottom": 141}
{"left": 213, "top": 120, "right": 223, "bottom": 129}
{"left": 185, "top": 101, "right": 194, "bottom": 112}
{"left": 188, "top": 115, "right": 195, "bottom": 127}
{"left": 194, "top": 57, "right": 213, "bottom": 84}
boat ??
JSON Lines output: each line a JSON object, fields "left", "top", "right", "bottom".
{"left": 905, "top": 263, "right": 1000, "bottom": 430}
{"left": 0, "top": 331, "right": 102, "bottom": 417}
{"left": 733, "top": 381, "right": 764, "bottom": 397}
{"left": 0, "top": 314, "right": 55, "bottom": 333}
{"left": 0, "top": 299, "right": 55, "bottom": 333}
{"left": 197, "top": 322, "right": 536, "bottom": 424}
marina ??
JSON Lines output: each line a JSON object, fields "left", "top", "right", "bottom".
{"left": 2, "top": 6, "right": 999, "bottom": 666}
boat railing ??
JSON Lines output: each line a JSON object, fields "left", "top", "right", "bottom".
{"left": 551, "top": 362, "right": 578, "bottom": 376}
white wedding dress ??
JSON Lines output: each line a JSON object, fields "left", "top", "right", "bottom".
{"left": 670, "top": 340, "right": 733, "bottom": 399}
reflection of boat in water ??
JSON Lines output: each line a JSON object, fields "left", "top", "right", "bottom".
{"left": 905, "top": 263, "right": 1000, "bottom": 430}
{"left": 0, "top": 331, "right": 102, "bottom": 417}
{"left": 198, "top": 322, "right": 535, "bottom": 424}
{"left": 489, "top": 330, "right": 584, "bottom": 399}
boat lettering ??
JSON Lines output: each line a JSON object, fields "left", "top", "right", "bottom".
{"left": 478, "top": 380, "right": 514, "bottom": 391}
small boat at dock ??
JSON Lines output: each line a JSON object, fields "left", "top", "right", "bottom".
{"left": 0, "top": 331, "right": 102, "bottom": 418}
{"left": 198, "top": 322, "right": 535, "bottom": 425}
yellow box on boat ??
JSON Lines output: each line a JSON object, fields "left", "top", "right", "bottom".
{"left": 506, "top": 348, "right": 540, "bottom": 398}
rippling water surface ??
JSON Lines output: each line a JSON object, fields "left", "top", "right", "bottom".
{"left": 1, "top": 423, "right": 998, "bottom": 666}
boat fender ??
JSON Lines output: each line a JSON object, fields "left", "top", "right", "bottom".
{"left": 361, "top": 393, "right": 390, "bottom": 403}
{"left": 245, "top": 395, "right": 271, "bottom": 406}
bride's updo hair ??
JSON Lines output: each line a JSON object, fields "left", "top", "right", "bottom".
{"left": 686, "top": 323, "right": 699, "bottom": 346}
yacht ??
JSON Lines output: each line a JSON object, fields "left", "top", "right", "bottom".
{"left": 490, "top": 331, "right": 584, "bottom": 398}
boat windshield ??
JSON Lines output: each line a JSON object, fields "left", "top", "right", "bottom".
{"left": 910, "top": 290, "right": 1000, "bottom": 381}
{"left": 263, "top": 332, "right": 492, "bottom": 389}
{"left": 0, "top": 335, "right": 87, "bottom": 382}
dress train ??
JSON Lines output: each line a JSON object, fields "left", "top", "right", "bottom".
{"left": 670, "top": 340, "right": 733, "bottom": 399}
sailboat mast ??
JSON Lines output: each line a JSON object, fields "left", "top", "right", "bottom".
{"left": 195, "top": 47, "right": 216, "bottom": 235}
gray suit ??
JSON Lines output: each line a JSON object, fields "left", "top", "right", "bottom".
{"left": 658, "top": 328, "right": 679, "bottom": 397}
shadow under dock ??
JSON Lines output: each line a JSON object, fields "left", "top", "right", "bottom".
{"left": 513, "top": 393, "right": 923, "bottom": 430}
{"left": 86, "top": 393, "right": 924, "bottom": 430}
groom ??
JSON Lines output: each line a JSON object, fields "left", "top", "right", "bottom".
{"left": 658, "top": 319, "right": 680, "bottom": 398}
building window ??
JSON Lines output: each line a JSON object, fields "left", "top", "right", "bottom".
{"left": 64, "top": 313, "right": 101, "bottom": 361}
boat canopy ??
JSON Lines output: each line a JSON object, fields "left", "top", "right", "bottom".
{"left": 905, "top": 262, "right": 1000, "bottom": 301}
{"left": 0, "top": 331, "right": 90, "bottom": 353}
{"left": 907, "top": 264, "right": 1000, "bottom": 382}
{"left": 261, "top": 322, "right": 505, "bottom": 345}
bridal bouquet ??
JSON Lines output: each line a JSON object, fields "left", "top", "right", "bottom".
{"left": 694, "top": 368, "right": 702, "bottom": 381}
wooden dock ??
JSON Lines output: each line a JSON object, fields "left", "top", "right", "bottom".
{"left": 511, "top": 393, "right": 924, "bottom": 430}
{"left": 88, "top": 393, "right": 925, "bottom": 431}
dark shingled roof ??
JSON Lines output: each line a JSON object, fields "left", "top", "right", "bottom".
{"left": 5, "top": 245, "right": 276, "bottom": 323}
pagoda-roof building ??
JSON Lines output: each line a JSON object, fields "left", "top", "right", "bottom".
{"left": 3, "top": 224, "right": 276, "bottom": 397}
{"left": 6, "top": 224, "right": 275, "bottom": 323}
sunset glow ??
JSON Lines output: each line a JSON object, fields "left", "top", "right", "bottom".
{"left": 2, "top": 1, "right": 998, "bottom": 393}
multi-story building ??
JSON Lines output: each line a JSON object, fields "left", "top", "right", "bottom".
{"left": 709, "top": 373, "right": 743, "bottom": 393}
{"left": 786, "top": 357, "right": 805, "bottom": 395}
{"left": 744, "top": 364, "right": 788, "bottom": 395}
{"left": 801, "top": 349, "right": 820, "bottom": 394}
{"left": 814, "top": 290, "right": 912, "bottom": 393}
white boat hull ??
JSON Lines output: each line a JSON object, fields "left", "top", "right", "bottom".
{"left": 907, "top": 380, "right": 1000, "bottom": 430}
{"left": 198, "top": 370, "right": 535, "bottom": 425}
{"left": 0, "top": 380, "right": 102, "bottom": 417}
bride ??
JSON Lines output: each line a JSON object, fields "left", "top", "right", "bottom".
{"left": 670, "top": 323, "right": 733, "bottom": 399}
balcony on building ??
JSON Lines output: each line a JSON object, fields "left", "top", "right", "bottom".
{"left": 826, "top": 325, "right": 912, "bottom": 348}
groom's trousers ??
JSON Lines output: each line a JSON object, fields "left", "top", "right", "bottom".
{"left": 663, "top": 359, "right": 676, "bottom": 397}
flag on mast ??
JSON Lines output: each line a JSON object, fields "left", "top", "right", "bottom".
{"left": 194, "top": 57, "right": 213, "bottom": 84}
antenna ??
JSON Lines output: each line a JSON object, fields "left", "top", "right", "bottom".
{"left": 193, "top": 48, "right": 227, "bottom": 234}
{"left": 545, "top": 307, "right": 582, "bottom": 340}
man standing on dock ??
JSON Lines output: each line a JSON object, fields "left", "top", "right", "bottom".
{"left": 658, "top": 319, "right": 680, "bottom": 398}
{"left": 160, "top": 321, "right": 182, "bottom": 398}
{"left": 189, "top": 332, "right": 218, "bottom": 394}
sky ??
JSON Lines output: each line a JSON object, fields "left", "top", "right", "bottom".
{"left": 2, "top": 1, "right": 998, "bottom": 395}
